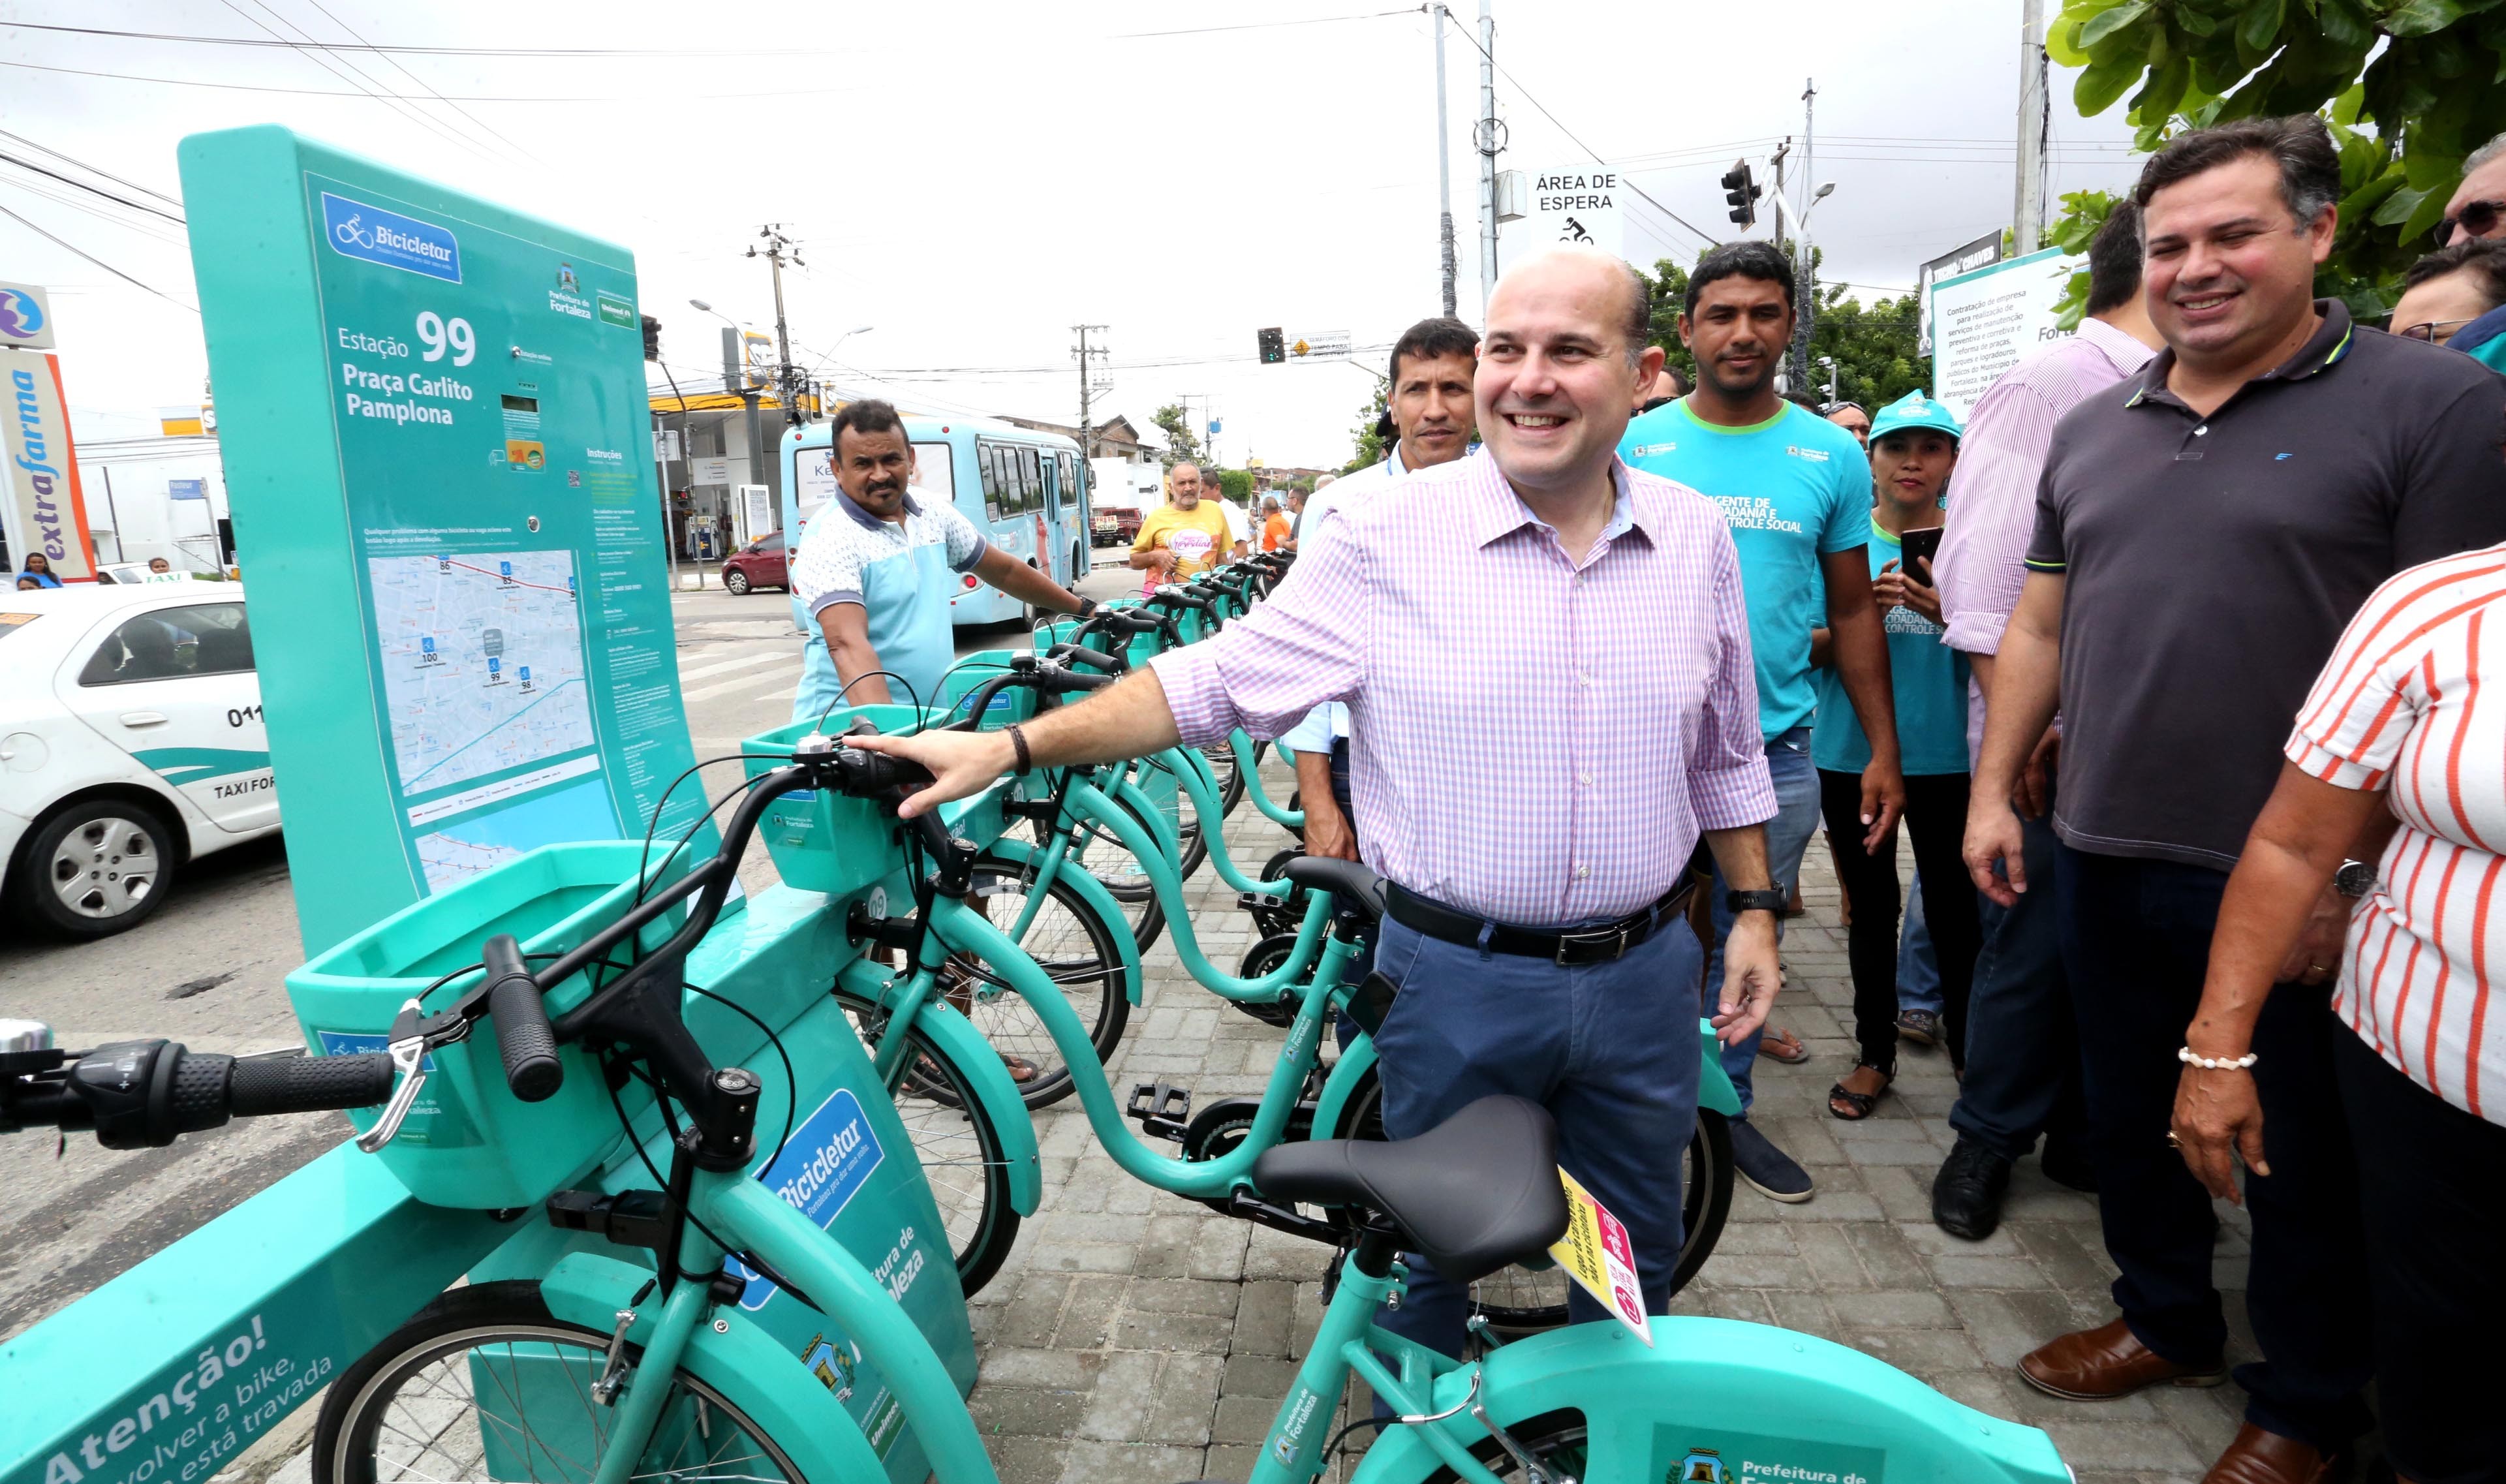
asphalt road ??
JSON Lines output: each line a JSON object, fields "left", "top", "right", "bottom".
{"left": 0, "top": 553, "right": 1141, "bottom": 1344}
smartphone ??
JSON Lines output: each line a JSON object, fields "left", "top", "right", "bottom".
{"left": 1897, "top": 525, "right": 1943, "bottom": 583}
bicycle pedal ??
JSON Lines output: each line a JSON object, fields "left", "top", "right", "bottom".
{"left": 1126, "top": 1080, "right": 1192, "bottom": 1141}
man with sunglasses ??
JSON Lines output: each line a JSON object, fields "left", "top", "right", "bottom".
{"left": 2438, "top": 132, "right": 2506, "bottom": 245}
{"left": 2389, "top": 236, "right": 2506, "bottom": 347}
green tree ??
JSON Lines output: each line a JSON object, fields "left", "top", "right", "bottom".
{"left": 1645, "top": 250, "right": 1929, "bottom": 408}
{"left": 2043, "top": 0, "right": 2506, "bottom": 318}
{"left": 1213, "top": 467, "right": 1256, "bottom": 504}
{"left": 1345, "top": 379, "right": 1391, "bottom": 472}
{"left": 1151, "top": 403, "right": 1202, "bottom": 468}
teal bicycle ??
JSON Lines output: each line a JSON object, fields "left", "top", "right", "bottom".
{"left": 4, "top": 737, "right": 2071, "bottom": 1484}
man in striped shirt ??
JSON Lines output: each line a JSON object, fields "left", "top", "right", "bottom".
{"left": 1965, "top": 117, "right": 2506, "bottom": 1482}
{"left": 860, "top": 245, "right": 1783, "bottom": 1356}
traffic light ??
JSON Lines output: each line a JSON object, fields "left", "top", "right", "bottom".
{"left": 1257, "top": 327, "right": 1285, "bottom": 365}
{"left": 641, "top": 314, "right": 661, "bottom": 362}
{"left": 1721, "top": 161, "right": 1760, "bottom": 230}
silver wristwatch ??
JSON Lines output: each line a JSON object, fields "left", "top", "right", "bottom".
{"left": 2334, "top": 859, "right": 2377, "bottom": 899}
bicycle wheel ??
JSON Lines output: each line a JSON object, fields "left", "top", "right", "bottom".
{"left": 833, "top": 990, "right": 1023, "bottom": 1296}
{"left": 1062, "top": 789, "right": 1169, "bottom": 953}
{"left": 1328, "top": 1078, "right": 1731, "bottom": 1336}
{"left": 315, "top": 1281, "right": 803, "bottom": 1484}
{"left": 1229, "top": 933, "right": 1302, "bottom": 1028}
{"left": 961, "top": 856, "right": 1131, "bottom": 1109}
{"left": 1199, "top": 737, "right": 1249, "bottom": 819}
{"left": 1421, "top": 1409, "right": 1588, "bottom": 1481}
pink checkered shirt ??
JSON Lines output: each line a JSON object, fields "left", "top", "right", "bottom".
{"left": 1149, "top": 448, "right": 1776, "bottom": 925}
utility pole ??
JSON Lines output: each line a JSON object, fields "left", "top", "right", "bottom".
{"left": 2013, "top": 0, "right": 2049, "bottom": 253}
{"left": 1792, "top": 79, "right": 1818, "bottom": 397}
{"left": 1071, "top": 324, "right": 1108, "bottom": 460}
{"left": 1432, "top": 4, "right": 1457, "bottom": 318}
{"left": 749, "top": 224, "right": 806, "bottom": 426}
{"left": 1476, "top": 0, "right": 1498, "bottom": 314}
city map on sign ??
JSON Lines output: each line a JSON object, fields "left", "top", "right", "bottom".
{"left": 369, "top": 549, "right": 596, "bottom": 799}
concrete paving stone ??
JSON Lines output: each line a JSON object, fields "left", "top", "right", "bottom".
{"left": 1840, "top": 1216, "right": 1932, "bottom": 1286}
{"left": 2012, "top": 1220, "right": 2122, "bottom": 1293}
{"left": 1703, "top": 1253, "right": 1816, "bottom": 1289}
{"left": 1787, "top": 1220, "right": 1874, "bottom": 1290}
{"left": 1132, "top": 1213, "right": 1209, "bottom": 1278}
{"left": 1030, "top": 1209, "right": 1149, "bottom": 1244}
{"left": 1114, "top": 1306, "right": 1235, "bottom": 1354}
{"left": 2039, "top": 1419, "right": 2209, "bottom": 1472}
{"left": 1129, "top": 1277, "right": 1245, "bottom": 1316}
{"left": 1831, "top": 1288, "right": 1957, "bottom": 1329}
{"left": 1106, "top": 1181, "right": 1166, "bottom": 1216}
{"left": 1189, "top": 1216, "right": 1250, "bottom": 1282}
{"left": 1842, "top": 1326, "right": 1983, "bottom": 1372}
{"left": 1763, "top": 1289, "right": 1844, "bottom": 1340}
{"left": 1837, "top": 1136, "right": 1953, "bottom": 1166}
{"left": 1288, "top": 1282, "right": 1327, "bottom": 1359}
{"left": 1925, "top": 1253, "right": 2058, "bottom": 1288}
{"left": 995, "top": 1270, "right": 1075, "bottom": 1349}
{"left": 1141, "top": 1353, "right": 1229, "bottom": 1445}
{"left": 1221, "top": 1352, "right": 1301, "bottom": 1396}
{"left": 972, "top": 1383, "right": 1092, "bottom": 1439}
{"left": 1053, "top": 1440, "right": 1206, "bottom": 1484}
{"left": 1211, "top": 1391, "right": 1286, "bottom": 1446}
{"left": 1231, "top": 1280, "right": 1300, "bottom": 1355}
{"left": 978, "top": 1345, "right": 1110, "bottom": 1389}
{"left": 1712, "top": 1222, "right": 1801, "bottom": 1256}
{"left": 1029, "top": 1241, "right": 1137, "bottom": 1275}
{"left": 1942, "top": 1288, "right": 2103, "bottom": 1368}
{"left": 1859, "top": 1162, "right": 1939, "bottom": 1221}
{"left": 1053, "top": 1273, "right": 1130, "bottom": 1350}
{"left": 1898, "top": 1217, "right": 2028, "bottom": 1256}
{"left": 1075, "top": 1351, "right": 1166, "bottom": 1440}
{"left": 984, "top": 1436, "right": 1070, "bottom": 1484}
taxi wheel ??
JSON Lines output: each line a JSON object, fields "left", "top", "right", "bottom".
{"left": 14, "top": 798, "right": 179, "bottom": 940}
{"left": 722, "top": 568, "right": 752, "bottom": 596}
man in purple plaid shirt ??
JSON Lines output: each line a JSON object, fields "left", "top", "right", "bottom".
{"left": 863, "top": 246, "right": 1784, "bottom": 1353}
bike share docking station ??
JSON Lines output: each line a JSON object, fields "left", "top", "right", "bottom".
{"left": 1, "top": 130, "right": 975, "bottom": 1484}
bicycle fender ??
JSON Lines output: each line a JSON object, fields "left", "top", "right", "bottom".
{"left": 892, "top": 998, "right": 1044, "bottom": 1217}
{"left": 986, "top": 835, "right": 1145, "bottom": 1005}
{"left": 1346, "top": 1316, "right": 2067, "bottom": 1484}
{"left": 540, "top": 1252, "right": 897, "bottom": 1484}
{"left": 1312, "top": 1036, "right": 1377, "bottom": 1140}
{"left": 1695, "top": 1019, "right": 1741, "bottom": 1117}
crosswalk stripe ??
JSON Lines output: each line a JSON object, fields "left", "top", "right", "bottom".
{"left": 682, "top": 662, "right": 800, "bottom": 703}
{"left": 676, "top": 648, "right": 789, "bottom": 683}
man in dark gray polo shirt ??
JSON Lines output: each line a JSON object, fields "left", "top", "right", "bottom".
{"left": 1965, "top": 116, "right": 2506, "bottom": 1483}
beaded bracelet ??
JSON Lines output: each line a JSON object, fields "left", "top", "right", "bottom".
{"left": 2177, "top": 1046, "right": 2259, "bottom": 1072}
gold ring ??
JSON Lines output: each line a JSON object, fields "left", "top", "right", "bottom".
{"left": 2164, "top": 1132, "right": 2182, "bottom": 1149}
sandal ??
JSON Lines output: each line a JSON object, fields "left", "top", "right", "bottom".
{"left": 1827, "top": 1060, "right": 1895, "bottom": 1121}
{"left": 1758, "top": 1025, "right": 1811, "bottom": 1064}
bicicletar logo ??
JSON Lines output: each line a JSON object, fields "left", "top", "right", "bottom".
{"left": 320, "top": 192, "right": 461, "bottom": 284}
{"left": 0, "top": 287, "right": 44, "bottom": 342}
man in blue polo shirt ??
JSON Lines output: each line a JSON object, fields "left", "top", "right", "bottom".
{"left": 790, "top": 399, "right": 1091, "bottom": 722}
{"left": 1621, "top": 241, "right": 1904, "bottom": 1204}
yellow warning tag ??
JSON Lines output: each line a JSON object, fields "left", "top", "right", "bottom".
{"left": 1548, "top": 1167, "right": 1653, "bottom": 1345}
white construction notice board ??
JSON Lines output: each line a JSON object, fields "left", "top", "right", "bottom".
{"left": 1928, "top": 247, "right": 2075, "bottom": 423}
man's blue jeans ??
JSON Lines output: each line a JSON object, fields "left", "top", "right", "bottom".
{"left": 1944, "top": 799, "right": 2081, "bottom": 1160}
{"left": 1372, "top": 913, "right": 1702, "bottom": 1354}
{"left": 1897, "top": 873, "right": 1943, "bottom": 1017}
{"left": 1703, "top": 726, "right": 1821, "bottom": 1117}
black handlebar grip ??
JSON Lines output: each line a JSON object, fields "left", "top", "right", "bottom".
{"left": 1055, "top": 643, "right": 1122, "bottom": 672}
{"left": 481, "top": 933, "right": 564, "bottom": 1103}
{"left": 228, "top": 1052, "right": 398, "bottom": 1116}
{"left": 1047, "top": 670, "right": 1113, "bottom": 694}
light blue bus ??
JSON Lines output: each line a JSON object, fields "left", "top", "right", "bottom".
{"left": 781, "top": 414, "right": 1090, "bottom": 629}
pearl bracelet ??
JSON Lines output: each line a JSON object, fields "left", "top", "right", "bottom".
{"left": 2178, "top": 1046, "right": 2259, "bottom": 1072}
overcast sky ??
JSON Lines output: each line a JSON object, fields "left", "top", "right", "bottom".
{"left": 4, "top": 0, "right": 2150, "bottom": 468}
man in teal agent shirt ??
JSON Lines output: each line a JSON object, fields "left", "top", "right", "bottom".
{"left": 1620, "top": 240, "right": 1904, "bottom": 1205}
{"left": 790, "top": 399, "right": 1092, "bottom": 723}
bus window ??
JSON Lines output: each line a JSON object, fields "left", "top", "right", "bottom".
{"left": 908, "top": 441, "right": 954, "bottom": 513}
{"left": 1057, "top": 452, "right": 1076, "bottom": 511}
{"left": 1022, "top": 448, "right": 1044, "bottom": 514}
{"left": 978, "top": 442, "right": 1003, "bottom": 521}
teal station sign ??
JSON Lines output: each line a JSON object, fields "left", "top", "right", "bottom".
{"left": 179, "top": 127, "right": 704, "bottom": 955}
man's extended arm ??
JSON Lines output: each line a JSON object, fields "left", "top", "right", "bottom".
{"left": 816, "top": 602, "right": 891, "bottom": 707}
{"left": 1818, "top": 545, "right": 1905, "bottom": 848}
{"left": 971, "top": 546, "right": 1086, "bottom": 613}
{"left": 1962, "top": 571, "right": 2064, "bottom": 904}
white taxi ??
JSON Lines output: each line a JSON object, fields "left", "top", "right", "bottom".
{"left": 0, "top": 583, "right": 278, "bottom": 939}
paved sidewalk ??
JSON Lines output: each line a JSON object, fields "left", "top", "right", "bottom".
{"left": 962, "top": 756, "right": 2257, "bottom": 1484}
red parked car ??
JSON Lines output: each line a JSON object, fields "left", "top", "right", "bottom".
{"left": 720, "top": 531, "right": 788, "bottom": 595}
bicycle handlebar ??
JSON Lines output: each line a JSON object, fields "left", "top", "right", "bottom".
{"left": 482, "top": 933, "right": 563, "bottom": 1103}
{"left": 2, "top": 1038, "right": 395, "bottom": 1149}
{"left": 1148, "top": 586, "right": 1216, "bottom": 613}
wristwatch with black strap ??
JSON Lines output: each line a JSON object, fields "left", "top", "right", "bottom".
{"left": 1724, "top": 888, "right": 1787, "bottom": 916}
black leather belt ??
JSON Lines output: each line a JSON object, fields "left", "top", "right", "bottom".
{"left": 1382, "top": 879, "right": 1695, "bottom": 966}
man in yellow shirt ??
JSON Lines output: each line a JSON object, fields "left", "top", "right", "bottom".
{"left": 1128, "top": 461, "right": 1233, "bottom": 593}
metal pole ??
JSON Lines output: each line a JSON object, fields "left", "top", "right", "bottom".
{"left": 1793, "top": 80, "right": 1818, "bottom": 395}
{"left": 2014, "top": 0, "right": 2048, "bottom": 253}
{"left": 1432, "top": 4, "right": 1457, "bottom": 318}
{"left": 1477, "top": 0, "right": 1497, "bottom": 313}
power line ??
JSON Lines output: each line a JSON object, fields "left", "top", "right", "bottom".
{"left": 0, "top": 151, "right": 185, "bottom": 223}
{"left": 0, "top": 201, "right": 196, "bottom": 311}
{"left": 0, "top": 127, "right": 181, "bottom": 206}
{"left": 1109, "top": 8, "right": 1415, "bottom": 38}
{"left": 1435, "top": 11, "right": 1720, "bottom": 249}
{"left": 215, "top": 0, "right": 501, "bottom": 166}
{"left": 289, "top": 0, "right": 545, "bottom": 164}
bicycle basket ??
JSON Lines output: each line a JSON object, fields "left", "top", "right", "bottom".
{"left": 741, "top": 707, "right": 1010, "bottom": 897}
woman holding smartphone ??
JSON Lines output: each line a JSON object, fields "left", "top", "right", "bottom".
{"left": 1810, "top": 390, "right": 1981, "bottom": 1118}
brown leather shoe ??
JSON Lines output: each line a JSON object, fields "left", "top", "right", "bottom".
{"left": 2201, "top": 1424, "right": 2344, "bottom": 1484}
{"left": 2017, "top": 1319, "right": 2227, "bottom": 1399}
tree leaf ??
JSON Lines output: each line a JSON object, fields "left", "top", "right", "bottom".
{"left": 2077, "top": 52, "right": 2148, "bottom": 115}
{"left": 2238, "top": 0, "right": 2285, "bottom": 52}
{"left": 2402, "top": 183, "right": 2454, "bottom": 240}
{"left": 2131, "top": 54, "right": 2193, "bottom": 119}
{"left": 2177, "top": 7, "right": 2219, "bottom": 36}
{"left": 2079, "top": 0, "right": 2153, "bottom": 48}
{"left": 2373, "top": 184, "right": 2430, "bottom": 225}
{"left": 2387, "top": 0, "right": 2469, "bottom": 37}
{"left": 2330, "top": 82, "right": 2366, "bottom": 125}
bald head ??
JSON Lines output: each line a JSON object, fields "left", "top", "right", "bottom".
{"left": 1478, "top": 246, "right": 1665, "bottom": 499}
{"left": 1496, "top": 245, "right": 1652, "bottom": 366}
{"left": 1167, "top": 461, "right": 1203, "bottom": 508}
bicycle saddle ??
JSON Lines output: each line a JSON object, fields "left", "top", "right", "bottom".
{"left": 1280, "top": 856, "right": 1385, "bottom": 921}
{"left": 1252, "top": 1095, "right": 1567, "bottom": 1284}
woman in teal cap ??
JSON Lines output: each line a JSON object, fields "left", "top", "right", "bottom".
{"left": 1810, "top": 390, "right": 1980, "bottom": 1118}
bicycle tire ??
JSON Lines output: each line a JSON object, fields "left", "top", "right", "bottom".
{"left": 1229, "top": 933, "right": 1303, "bottom": 1027}
{"left": 962, "top": 856, "right": 1132, "bottom": 1108}
{"left": 832, "top": 990, "right": 1023, "bottom": 1296}
{"left": 1421, "top": 1408, "right": 1587, "bottom": 1481}
{"left": 314, "top": 1280, "right": 807, "bottom": 1484}
{"left": 1064, "top": 788, "right": 1171, "bottom": 948}
{"left": 1325, "top": 1076, "right": 1730, "bottom": 1335}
